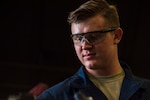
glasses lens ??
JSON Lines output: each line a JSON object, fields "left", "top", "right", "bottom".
{"left": 72, "top": 35, "right": 83, "bottom": 44}
{"left": 71, "top": 28, "right": 116, "bottom": 45}
{"left": 72, "top": 32, "right": 105, "bottom": 45}
{"left": 85, "top": 32, "right": 106, "bottom": 43}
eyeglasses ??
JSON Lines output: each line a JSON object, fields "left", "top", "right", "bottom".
{"left": 70, "top": 28, "right": 116, "bottom": 46}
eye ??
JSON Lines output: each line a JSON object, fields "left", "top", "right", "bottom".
{"left": 85, "top": 32, "right": 105, "bottom": 43}
{"left": 72, "top": 35, "right": 83, "bottom": 42}
{"left": 87, "top": 32, "right": 102, "bottom": 40}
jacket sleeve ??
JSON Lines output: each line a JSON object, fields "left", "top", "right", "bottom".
{"left": 36, "top": 90, "right": 54, "bottom": 100}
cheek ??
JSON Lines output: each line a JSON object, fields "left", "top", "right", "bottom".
{"left": 96, "top": 46, "right": 105, "bottom": 57}
{"left": 100, "top": 43, "right": 115, "bottom": 60}
{"left": 74, "top": 45, "right": 82, "bottom": 57}
{"left": 95, "top": 42, "right": 112, "bottom": 57}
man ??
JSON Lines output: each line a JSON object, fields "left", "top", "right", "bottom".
{"left": 36, "top": 0, "right": 150, "bottom": 99}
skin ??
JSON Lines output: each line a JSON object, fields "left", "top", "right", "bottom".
{"left": 71, "top": 15, "right": 123, "bottom": 77}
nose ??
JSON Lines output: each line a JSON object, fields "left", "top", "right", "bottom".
{"left": 81, "top": 36, "right": 90, "bottom": 44}
{"left": 81, "top": 37, "right": 93, "bottom": 49}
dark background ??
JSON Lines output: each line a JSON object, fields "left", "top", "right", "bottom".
{"left": 0, "top": 0, "right": 150, "bottom": 99}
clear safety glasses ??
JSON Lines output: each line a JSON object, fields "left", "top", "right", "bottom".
{"left": 70, "top": 28, "right": 116, "bottom": 46}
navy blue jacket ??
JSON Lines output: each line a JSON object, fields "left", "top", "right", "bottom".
{"left": 36, "top": 62, "right": 150, "bottom": 100}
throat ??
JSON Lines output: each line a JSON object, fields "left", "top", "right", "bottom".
{"left": 85, "top": 65, "right": 123, "bottom": 77}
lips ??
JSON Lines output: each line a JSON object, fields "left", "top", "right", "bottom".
{"left": 83, "top": 53, "right": 96, "bottom": 59}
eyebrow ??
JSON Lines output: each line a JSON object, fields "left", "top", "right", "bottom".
{"left": 70, "top": 28, "right": 116, "bottom": 37}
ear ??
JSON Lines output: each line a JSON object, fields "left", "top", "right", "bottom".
{"left": 113, "top": 28, "right": 123, "bottom": 44}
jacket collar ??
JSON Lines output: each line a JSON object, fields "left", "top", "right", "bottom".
{"left": 74, "top": 61, "right": 144, "bottom": 99}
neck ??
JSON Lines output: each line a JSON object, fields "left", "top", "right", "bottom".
{"left": 85, "top": 60, "right": 122, "bottom": 77}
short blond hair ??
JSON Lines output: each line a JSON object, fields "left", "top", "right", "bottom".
{"left": 67, "top": 0, "right": 120, "bottom": 28}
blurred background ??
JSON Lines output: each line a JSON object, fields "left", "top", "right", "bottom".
{"left": 0, "top": 0, "right": 150, "bottom": 99}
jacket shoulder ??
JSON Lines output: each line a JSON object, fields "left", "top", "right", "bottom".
{"left": 36, "top": 75, "right": 84, "bottom": 100}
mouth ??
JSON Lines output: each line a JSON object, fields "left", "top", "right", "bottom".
{"left": 83, "top": 53, "right": 96, "bottom": 59}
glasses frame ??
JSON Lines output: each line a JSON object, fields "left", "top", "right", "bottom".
{"left": 70, "top": 28, "right": 117, "bottom": 45}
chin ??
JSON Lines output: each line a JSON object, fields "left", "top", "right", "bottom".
{"left": 84, "top": 60, "right": 102, "bottom": 69}
{"left": 85, "top": 62, "right": 96, "bottom": 69}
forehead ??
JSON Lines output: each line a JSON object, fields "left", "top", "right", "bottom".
{"left": 71, "top": 15, "right": 106, "bottom": 34}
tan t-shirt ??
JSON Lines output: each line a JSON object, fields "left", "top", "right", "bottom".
{"left": 89, "top": 70, "right": 125, "bottom": 100}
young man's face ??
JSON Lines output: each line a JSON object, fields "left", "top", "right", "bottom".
{"left": 71, "top": 15, "right": 121, "bottom": 70}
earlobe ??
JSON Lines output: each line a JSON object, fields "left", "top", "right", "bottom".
{"left": 114, "top": 28, "right": 123, "bottom": 44}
